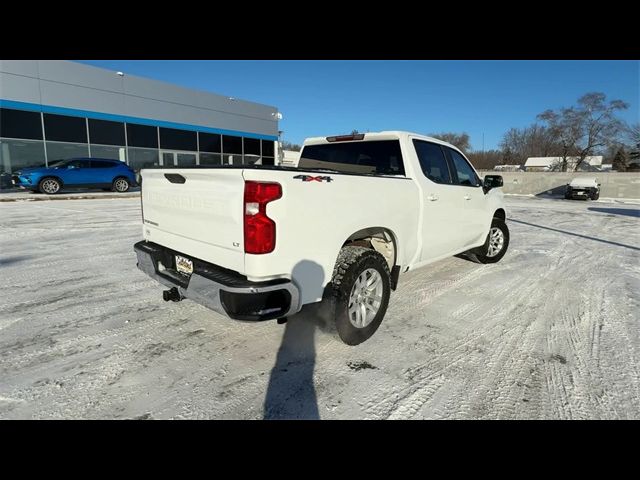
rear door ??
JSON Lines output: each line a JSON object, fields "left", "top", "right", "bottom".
{"left": 140, "top": 168, "right": 246, "bottom": 273}
{"left": 89, "top": 159, "right": 117, "bottom": 185}
{"left": 411, "top": 139, "right": 468, "bottom": 260}
{"left": 444, "top": 147, "right": 487, "bottom": 247}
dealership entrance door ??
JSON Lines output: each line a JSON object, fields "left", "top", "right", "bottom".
{"left": 159, "top": 150, "right": 198, "bottom": 168}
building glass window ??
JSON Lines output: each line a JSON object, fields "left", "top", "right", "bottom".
{"left": 159, "top": 127, "right": 197, "bottom": 151}
{"left": 88, "top": 119, "right": 125, "bottom": 146}
{"left": 126, "top": 123, "right": 158, "bottom": 148}
{"left": 176, "top": 153, "right": 197, "bottom": 167}
{"left": 0, "top": 138, "right": 46, "bottom": 175}
{"left": 199, "top": 153, "right": 222, "bottom": 166}
{"left": 222, "top": 135, "right": 242, "bottom": 154}
{"left": 244, "top": 155, "right": 261, "bottom": 165}
{"left": 243, "top": 137, "right": 261, "bottom": 156}
{"left": 0, "top": 108, "right": 43, "bottom": 140}
{"left": 222, "top": 154, "right": 241, "bottom": 165}
{"left": 90, "top": 145, "right": 127, "bottom": 162}
{"left": 262, "top": 139, "right": 275, "bottom": 157}
{"left": 128, "top": 147, "right": 159, "bottom": 171}
{"left": 43, "top": 113, "right": 87, "bottom": 143}
{"left": 199, "top": 132, "right": 221, "bottom": 153}
{"left": 45, "top": 142, "right": 89, "bottom": 162}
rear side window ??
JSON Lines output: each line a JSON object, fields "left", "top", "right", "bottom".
{"left": 298, "top": 140, "right": 404, "bottom": 175}
{"left": 90, "top": 160, "right": 116, "bottom": 168}
{"left": 448, "top": 148, "right": 481, "bottom": 187}
{"left": 413, "top": 140, "right": 451, "bottom": 184}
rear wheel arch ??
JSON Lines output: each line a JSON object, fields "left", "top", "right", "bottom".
{"left": 340, "top": 227, "right": 400, "bottom": 290}
{"left": 342, "top": 227, "right": 398, "bottom": 268}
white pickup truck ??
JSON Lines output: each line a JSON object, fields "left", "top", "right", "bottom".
{"left": 134, "top": 131, "right": 509, "bottom": 345}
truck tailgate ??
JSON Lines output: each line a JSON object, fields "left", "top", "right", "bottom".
{"left": 140, "top": 168, "right": 245, "bottom": 273}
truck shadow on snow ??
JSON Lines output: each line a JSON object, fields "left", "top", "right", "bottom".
{"left": 263, "top": 260, "right": 334, "bottom": 420}
{"left": 588, "top": 207, "right": 640, "bottom": 218}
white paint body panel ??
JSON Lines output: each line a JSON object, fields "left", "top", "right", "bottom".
{"left": 140, "top": 131, "right": 506, "bottom": 309}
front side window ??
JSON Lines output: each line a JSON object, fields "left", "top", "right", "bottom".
{"left": 448, "top": 148, "right": 481, "bottom": 187}
{"left": 66, "top": 159, "right": 90, "bottom": 169}
{"left": 413, "top": 140, "right": 451, "bottom": 184}
{"left": 298, "top": 140, "right": 404, "bottom": 175}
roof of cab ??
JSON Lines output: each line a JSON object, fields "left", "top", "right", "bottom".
{"left": 302, "top": 131, "right": 463, "bottom": 152}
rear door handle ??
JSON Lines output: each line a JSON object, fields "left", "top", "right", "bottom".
{"left": 464, "top": 195, "right": 471, "bottom": 200}
{"left": 427, "top": 194, "right": 439, "bottom": 201}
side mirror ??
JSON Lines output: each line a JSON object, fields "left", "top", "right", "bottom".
{"left": 483, "top": 175, "right": 503, "bottom": 193}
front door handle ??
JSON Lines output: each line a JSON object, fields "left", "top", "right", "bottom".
{"left": 427, "top": 194, "right": 439, "bottom": 201}
{"left": 464, "top": 195, "right": 471, "bottom": 200}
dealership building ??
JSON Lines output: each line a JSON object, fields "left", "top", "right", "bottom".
{"left": 0, "top": 60, "right": 280, "bottom": 185}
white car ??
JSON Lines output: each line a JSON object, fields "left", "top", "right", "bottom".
{"left": 565, "top": 177, "right": 600, "bottom": 200}
{"left": 134, "top": 131, "right": 509, "bottom": 345}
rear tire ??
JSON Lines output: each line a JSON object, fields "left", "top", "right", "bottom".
{"left": 112, "top": 177, "right": 130, "bottom": 192}
{"left": 329, "top": 246, "right": 391, "bottom": 346}
{"left": 472, "top": 217, "right": 510, "bottom": 264}
{"left": 38, "top": 177, "right": 61, "bottom": 194}
{"left": 592, "top": 191, "right": 600, "bottom": 200}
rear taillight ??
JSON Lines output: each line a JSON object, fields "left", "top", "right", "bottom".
{"left": 244, "top": 181, "right": 282, "bottom": 254}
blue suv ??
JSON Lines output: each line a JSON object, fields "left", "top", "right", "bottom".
{"left": 12, "top": 158, "right": 137, "bottom": 194}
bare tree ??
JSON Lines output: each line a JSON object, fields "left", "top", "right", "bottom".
{"left": 499, "top": 124, "right": 561, "bottom": 165}
{"left": 282, "top": 141, "right": 302, "bottom": 151}
{"left": 429, "top": 132, "right": 471, "bottom": 153}
{"left": 467, "top": 149, "right": 503, "bottom": 170}
{"left": 537, "top": 92, "right": 629, "bottom": 172}
{"left": 623, "top": 122, "right": 640, "bottom": 163}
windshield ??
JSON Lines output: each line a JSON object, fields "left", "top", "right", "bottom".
{"left": 298, "top": 140, "right": 405, "bottom": 176}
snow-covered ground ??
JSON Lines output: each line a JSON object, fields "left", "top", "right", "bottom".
{"left": 1, "top": 196, "right": 638, "bottom": 419}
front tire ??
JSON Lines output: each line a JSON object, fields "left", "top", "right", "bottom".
{"left": 330, "top": 246, "right": 391, "bottom": 346}
{"left": 112, "top": 177, "right": 130, "bottom": 192}
{"left": 38, "top": 177, "right": 61, "bottom": 194}
{"left": 473, "top": 217, "right": 510, "bottom": 264}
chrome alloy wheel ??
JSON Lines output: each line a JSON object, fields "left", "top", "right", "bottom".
{"left": 348, "top": 268, "right": 384, "bottom": 328}
{"left": 487, "top": 227, "right": 505, "bottom": 257}
{"left": 114, "top": 178, "right": 129, "bottom": 192}
{"left": 41, "top": 179, "right": 60, "bottom": 194}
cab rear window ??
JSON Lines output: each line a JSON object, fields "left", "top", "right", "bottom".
{"left": 298, "top": 140, "right": 405, "bottom": 176}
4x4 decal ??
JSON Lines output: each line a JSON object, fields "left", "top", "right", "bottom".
{"left": 293, "top": 175, "right": 333, "bottom": 183}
